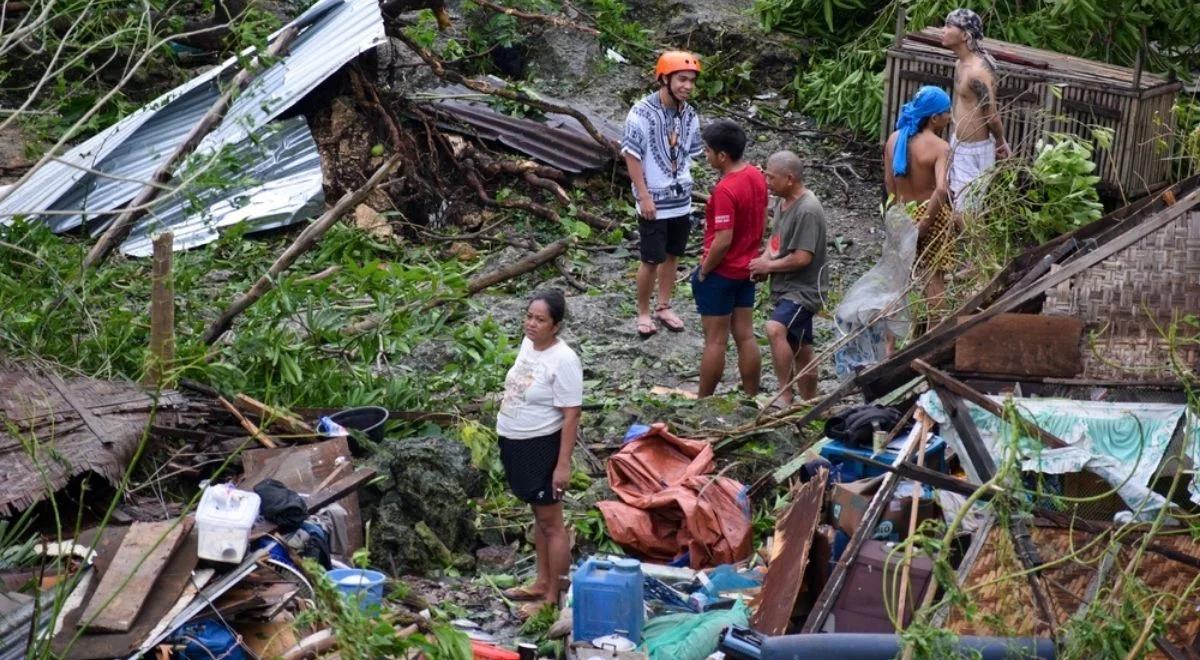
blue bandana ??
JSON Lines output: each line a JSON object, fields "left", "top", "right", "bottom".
{"left": 892, "top": 86, "right": 951, "bottom": 178}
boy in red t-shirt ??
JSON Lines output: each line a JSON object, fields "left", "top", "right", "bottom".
{"left": 691, "top": 119, "right": 767, "bottom": 397}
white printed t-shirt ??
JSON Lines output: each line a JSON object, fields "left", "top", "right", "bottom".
{"left": 621, "top": 92, "right": 703, "bottom": 219}
{"left": 496, "top": 337, "right": 584, "bottom": 439}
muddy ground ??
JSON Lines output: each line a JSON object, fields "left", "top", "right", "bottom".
{"left": 374, "top": 1, "right": 886, "bottom": 645}
{"left": 389, "top": 0, "right": 885, "bottom": 419}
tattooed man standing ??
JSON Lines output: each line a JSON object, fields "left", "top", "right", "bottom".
{"left": 942, "top": 8, "right": 1008, "bottom": 214}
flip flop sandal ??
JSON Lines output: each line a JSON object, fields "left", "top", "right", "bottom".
{"left": 636, "top": 318, "right": 658, "bottom": 339}
{"left": 653, "top": 303, "right": 685, "bottom": 333}
{"left": 502, "top": 585, "right": 546, "bottom": 601}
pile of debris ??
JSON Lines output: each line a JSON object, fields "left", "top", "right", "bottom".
{"left": 0, "top": 368, "right": 387, "bottom": 659}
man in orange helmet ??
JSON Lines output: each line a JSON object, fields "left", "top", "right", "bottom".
{"left": 621, "top": 50, "right": 703, "bottom": 338}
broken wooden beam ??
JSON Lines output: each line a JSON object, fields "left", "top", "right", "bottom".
{"left": 914, "top": 359, "right": 1069, "bottom": 450}
{"left": 145, "top": 231, "right": 176, "bottom": 388}
{"left": 802, "top": 415, "right": 923, "bottom": 633}
{"left": 234, "top": 393, "right": 315, "bottom": 435}
{"left": 219, "top": 396, "right": 277, "bottom": 449}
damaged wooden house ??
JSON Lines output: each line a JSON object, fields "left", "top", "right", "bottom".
{"left": 727, "top": 174, "right": 1200, "bottom": 657}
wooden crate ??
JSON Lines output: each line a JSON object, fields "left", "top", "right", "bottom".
{"left": 882, "top": 27, "right": 1181, "bottom": 197}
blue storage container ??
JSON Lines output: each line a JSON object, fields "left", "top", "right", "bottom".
{"left": 820, "top": 436, "right": 946, "bottom": 482}
{"left": 573, "top": 557, "right": 644, "bottom": 643}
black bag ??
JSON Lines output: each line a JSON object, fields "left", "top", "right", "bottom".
{"left": 824, "top": 405, "right": 904, "bottom": 448}
{"left": 253, "top": 479, "right": 307, "bottom": 533}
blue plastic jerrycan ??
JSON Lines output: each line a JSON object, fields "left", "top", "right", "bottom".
{"left": 572, "top": 556, "right": 645, "bottom": 643}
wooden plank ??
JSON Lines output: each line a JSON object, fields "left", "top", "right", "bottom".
{"left": 954, "top": 313, "right": 1083, "bottom": 378}
{"left": 145, "top": 232, "right": 175, "bottom": 388}
{"left": 77, "top": 519, "right": 192, "bottom": 633}
{"left": 858, "top": 185, "right": 1200, "bottom": 399}
{"left": 750, "top": 469, "right": 828, "bottom": 636}
{"left": 914, "top": 360, "right": 1070, "bottom": 450}
{"left": 802, "top": 419, "right": 924, "bottom": 633}
{"left": 241, "top": 438, "right": 363, "bottom": 551}
{"left": 220, "top": 396, "right": 277, "bottom": 448}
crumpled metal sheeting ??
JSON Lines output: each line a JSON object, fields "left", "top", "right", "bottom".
{"left": 424, "top": 83, "right": 622, "bottom": 173}
{"left": 0, "top": 0, "right": 383, "bottom": 238}
{"left": 119, "top": 117, "right": 324, "bottom": 257}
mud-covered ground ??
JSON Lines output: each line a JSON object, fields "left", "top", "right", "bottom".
{"left": 391, "top": 0, "right": 886, "bottom": 425}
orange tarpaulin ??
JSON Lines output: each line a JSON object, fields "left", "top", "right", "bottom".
{"left": 597, "top": 424, "right": 752, "bottom": 569}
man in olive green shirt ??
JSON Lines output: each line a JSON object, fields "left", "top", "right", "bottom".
{"left": 749, "top": 151, "right": 829, "bottom": 405}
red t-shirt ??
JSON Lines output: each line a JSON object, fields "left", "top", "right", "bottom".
{"left": 703, "top": 165, "right": 768, "bottom": 280}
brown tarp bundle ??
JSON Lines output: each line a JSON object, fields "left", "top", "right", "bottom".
{"left": 597, "top": 423, "right": 752, "bottom": 569}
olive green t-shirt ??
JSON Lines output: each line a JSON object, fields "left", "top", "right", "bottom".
{"left": 768, "top": 190, "right": 829, "bottom": 313}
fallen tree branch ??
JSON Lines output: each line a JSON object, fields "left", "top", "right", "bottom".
{"left": 343, "top": 237, "right": 574, "bottom": 335}
{"left": 555, "top": 256, "right": 587, "bottom": 292}
{"left": 83, "top": 24, "right": 302, "bottom": 269}
{"left": 471, "top": 0, "right": 599, "bottom": 34}
{"left": 390, "top": 26, "right": 619, "bottom": 159}
{"left": 460, "top": 236, "right": 573, "bottom": 299}
{"left": 202, "top": 153, "right": 404, "bottom": 344}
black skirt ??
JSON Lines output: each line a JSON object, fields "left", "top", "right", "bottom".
{"left": 498, "top": 429, "right": 563, "bottom": 505}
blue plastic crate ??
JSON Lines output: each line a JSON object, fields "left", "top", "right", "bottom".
{"left": 821, "top": 435, "right": 946, "bottom": 483}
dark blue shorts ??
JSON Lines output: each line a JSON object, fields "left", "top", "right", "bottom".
{"left": 691, "top": 270, "right": 755, "bottom": 316}
{"left": 770, "top": 298, "right": 815, "bottom": 349}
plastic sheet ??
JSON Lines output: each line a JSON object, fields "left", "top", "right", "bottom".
{"left": 641, "top": 601, "right": 749, "bottom": 660}
{"left": 597, "top": 424, "right": 752, "bottom": 569}
{"left": 834, "top": 205, "right": 919, "bottom": 378}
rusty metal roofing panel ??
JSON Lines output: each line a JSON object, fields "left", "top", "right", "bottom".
{"left": 0, "top": 0, "right": 382, "bottom": 240}
{"left": 423, "top": 82, "right": 622, "bottom": 173}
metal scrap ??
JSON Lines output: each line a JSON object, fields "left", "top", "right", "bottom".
{"left": 0, "top": 0, "right": 384, "bottom": 254}
{"left": 422, "top": 81, "right": 622, "bottom": 173}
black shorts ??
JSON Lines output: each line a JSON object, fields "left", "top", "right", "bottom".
{"left": 638, "top": 216, "right": 690, "bottom": 264}
{"left": 770, "top": 298, "right": 815, "bottom": 350}
{"left": 498, "top": 429, "right": 563, "bottom": 505}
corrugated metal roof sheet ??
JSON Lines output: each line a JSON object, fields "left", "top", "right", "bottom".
{"left": 423, "top": 82, "right": 622, "bottom": 173}
{"left": 0, "top": 0, "right": 383, "bottom": 250}
{"left": 120, "top": 117, "right": 323, "bottom": 256}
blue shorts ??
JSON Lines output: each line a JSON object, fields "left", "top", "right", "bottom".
{"left": 770, "top": 298, "right": 815, "bottom": 349}
{"left": 691, "top": 270, "right": 755, "bottom": 316}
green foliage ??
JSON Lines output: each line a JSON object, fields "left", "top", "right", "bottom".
{"left": 963, "top": 132, "right": 1103, "bottom": 273}
{"left": 694, "top": 56, "right": 755, "bottom": 103}
{"left": 0, "top": 216, "right": 517, "bottom": 413}
{"left": 301, "top": 558, "right": 473, "bottom": 659}
{"left": 754, "top": 0, "right": 1200, "bottom": 133}
{"left": 584, "top": 0, "right": 651, "bottom": 54}
{"left": 518, "top": 601, "right": 560, "bottom": 636}
{"left": 571, "top": 508, "right": 621, "bottom": 554}
{"left": 1175, "top": 97, "right": 1200, "bottom": 177}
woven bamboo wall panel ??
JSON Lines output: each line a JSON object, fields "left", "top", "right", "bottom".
{"left": 945, "top": 526, "right": 1103, "bottom": 635}
{"left": 947, "top": 524, "right": 1200, "bottom": 655}
{"left": 1044, "top": 209, "right": 1200, "bottom": 380}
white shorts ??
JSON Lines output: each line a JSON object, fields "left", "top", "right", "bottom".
{"left": 949, "top": 135, "right": 995, "bottom": 212}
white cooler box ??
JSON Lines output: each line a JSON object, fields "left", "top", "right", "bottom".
{"left": 196, "top": 484, "right": 261, "bottom": 563}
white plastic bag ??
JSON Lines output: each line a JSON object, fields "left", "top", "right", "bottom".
{"left": 834, "top": 204, "right": 919, "bottom": 378}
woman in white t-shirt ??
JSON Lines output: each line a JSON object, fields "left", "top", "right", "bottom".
{"left": 495, "top": 289, "right": 583, "bottom": 616}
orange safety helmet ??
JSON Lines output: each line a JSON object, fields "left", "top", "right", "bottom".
{"left": 655, "top": 51, "right": 701, "bottom": 79}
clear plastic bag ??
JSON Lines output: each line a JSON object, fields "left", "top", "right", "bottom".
{"left": 834, "top": 205, "right": 919, "bottom": 379}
